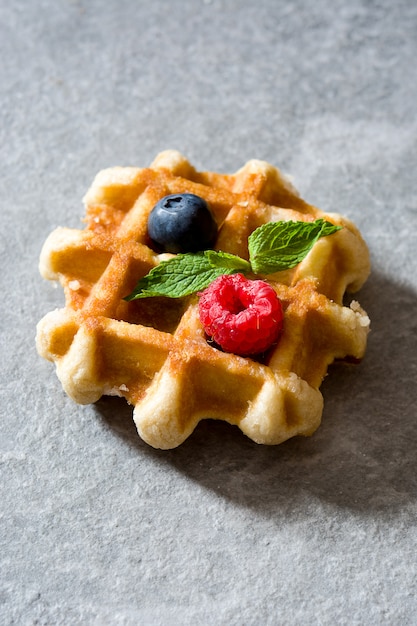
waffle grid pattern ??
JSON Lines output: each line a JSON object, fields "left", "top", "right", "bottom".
{"left": 36, "top": 150, "right": 370, "bottom": 448}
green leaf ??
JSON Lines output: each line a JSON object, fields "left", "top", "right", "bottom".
{"left": 124, "top": 219, "right": 342, "bottom": 300}
{"left": 205, "top": 249, "right": 251, "bottom": 273}
{"left": 124, "top": 251, "right": 246, "bottom": 300}
{"left": 248, "top": 219, "right": 342, "bottom": 274}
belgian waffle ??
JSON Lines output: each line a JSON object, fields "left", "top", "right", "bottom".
{"left": 36, "top": 150, "right": 370, "bottom": 449}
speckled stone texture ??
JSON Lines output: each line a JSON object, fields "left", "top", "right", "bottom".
{"left": 1, "top": 1, "right": 416, "bottom": 624}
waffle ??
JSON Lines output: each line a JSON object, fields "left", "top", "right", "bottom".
{"left": 36, "top": 150, "right": 370, "bottom": 449}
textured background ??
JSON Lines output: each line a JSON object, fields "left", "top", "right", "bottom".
{"left": 1, "top": 1, "right": 417, "bottom": 624}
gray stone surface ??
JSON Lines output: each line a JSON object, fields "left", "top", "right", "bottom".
{"left": 1, "top": 0, "right": 417, "bottom": 624}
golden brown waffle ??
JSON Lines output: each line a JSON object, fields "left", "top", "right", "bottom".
{"left": 36, "top": 150, "right": 370, "bottom": 449}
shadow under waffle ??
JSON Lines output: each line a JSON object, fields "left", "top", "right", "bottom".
{"left": 95, "top": 271, "right": 417, "bottom": 518}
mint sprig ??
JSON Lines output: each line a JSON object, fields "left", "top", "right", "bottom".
{"left": 124, "top": 251, "right": 250, "bottom": 300}
{"left": 125, "top": 219, "right": 341, "bottom": 300}
{"left": 248, "top": 218, "right": 341, "bottom": 274}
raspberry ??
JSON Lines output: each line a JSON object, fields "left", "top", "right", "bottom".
{"left": 198, "top": 274, "right": 284, "bottom": 356}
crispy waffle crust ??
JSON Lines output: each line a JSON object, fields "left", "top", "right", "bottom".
{"left": 36, "top": 150, "right": 370, "bottom": 449}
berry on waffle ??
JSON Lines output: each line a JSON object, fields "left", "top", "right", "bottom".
{"left": 198, "top": 273, "right": 284, "bottom": 356}
{"left": 36, "top": 150, "right": 370, "bottom": 449}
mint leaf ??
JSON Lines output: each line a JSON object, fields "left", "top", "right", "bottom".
{"left": 125, "top": 251, "right": 246, "bottom": 300}
{"left": 248, "top": 219, "right": 342, "bottom": 274}
{"left": 205, "top": 250, "right": 251, "bottom": 273}
{"left": 125, "top": 219, "right": 342, "bottom": 300}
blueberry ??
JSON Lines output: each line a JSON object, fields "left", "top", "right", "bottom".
{"left": 148, "top": 193, "right": 217, "bottom": 254}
